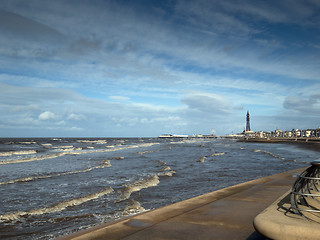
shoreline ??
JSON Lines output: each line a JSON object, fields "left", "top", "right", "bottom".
{"left": 54, "top": 140, "right": 316, "bottom": 240}
{"left": 56, "top": 167, "right": 306, "bottom": 240}
{"left": 239, "top": 137, "right": 320, "bottom": 152}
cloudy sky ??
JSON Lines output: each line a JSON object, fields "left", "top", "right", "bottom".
{"left": 0, "top": 0, "right": 320, "bottom": 137}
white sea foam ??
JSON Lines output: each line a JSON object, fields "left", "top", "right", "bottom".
{"left": 101, "top": 160, "right": 112, "bottom": 167}
{"left": 110, "top": 156, "right": 124, "bottom": 160}
{"left": 123, "top": 200, "right": 147, "bottom": 216}
{"left": 0, "top": 161, "right": 112, "bottom": 185}
{"left": 0, "top": 153, "right": 65, "bottom": 165}
{"left": 59, "top": 147, "right": 82, "bottom": 152}
{"left": 42, "top": 143, "right": 52, "bottom": 147}
{"left": 0, "top": 187, "right": 114, "bottom": 222}
{"left": 0, "top": 142, "right": 159, "bottom": 165}
{"left": 117, "top": 175, "right": 160, "bottom": 202}
{"left": 253, "top": 149, "right": 285, "bottom": 160}
{"left": 97, "top": 200, "right": 148, "bottom": 222}
{"left": 158, "top": 170, "right": 176, "bottom": 177}
{"left": 52, "top": 145, "right": 74, "bottom": 149}
{"left": 77, "top": 140, "right": 107, "bottom": 144}
{"left": 160, "top": 166, "right": 171, "bottom": 171}
{"left": 158, "top": 165, "right": 175, "bottom": 176}
{"left": 0, "top": 150, "right": 37, "bottom": 157}
{"left": 19, "top": 142, "right": 35, "bottom": 145}
{"left": 197, "top": 156, "right": 206, "bottom": 163}
{"left": 210, "top": 152, "right": 225, "bottom": 156}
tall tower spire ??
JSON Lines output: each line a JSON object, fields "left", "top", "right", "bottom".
{"left": 246, "top": 111, "right": 251, "bottom": 132}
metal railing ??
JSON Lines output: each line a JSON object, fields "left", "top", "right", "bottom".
{"left": 290, "top": 161, "right": 320, "bottom": 222}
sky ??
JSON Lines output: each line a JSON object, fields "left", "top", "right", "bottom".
{"left": 0, "top": 0, "right": 320, "bottom": 137}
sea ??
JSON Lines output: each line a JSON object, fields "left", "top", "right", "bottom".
{"left": 0, "top": 137, "right": 319, "bottom": 239}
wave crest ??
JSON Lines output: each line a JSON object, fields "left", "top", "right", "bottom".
{"left": 0, "top": 187, "right": 114, "bottom": 222}
{"left": 210, "top": 152, "right": 225, "bottom": 156}
{"left": 197, "top": 156, "right": 206, "bottom": 162}
{"left": 117, "top": 175, "right": 160, "bottom": 202}
{"left": 0, "top": 161, "right": 112, "bottom": 185}
{"left": 0, "top": 150, "right": 37, "bottom": 157}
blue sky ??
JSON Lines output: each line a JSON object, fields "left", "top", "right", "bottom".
{"left": 0, "top": 0, "right": 320, "bottom": 137}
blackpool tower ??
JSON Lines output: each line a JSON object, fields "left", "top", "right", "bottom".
{"left": 246, "top": 111, "right": 251, "bottom": 132}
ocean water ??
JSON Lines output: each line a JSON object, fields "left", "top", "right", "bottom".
{"left": 0, "top": 137, "right": 319, "bottom": 239}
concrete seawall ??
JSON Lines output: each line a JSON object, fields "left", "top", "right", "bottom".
{"left": 57, "top": 167, "right": 305, "bottom": 240}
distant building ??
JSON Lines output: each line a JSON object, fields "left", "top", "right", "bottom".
{"left": 246, "top": 111, "right": 251, "bottom": 132}
{"left": 232, "top": 111, "right": 320, "bottom": 139}
{"left": 243, "top": 111, "right": 254, "bottom": 136}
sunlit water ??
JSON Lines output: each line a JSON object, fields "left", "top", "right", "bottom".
{"left": 0, "top": 137, "right": 318, "bottom": 239}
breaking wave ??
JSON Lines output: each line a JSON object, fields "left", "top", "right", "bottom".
{"left": 123, "top": 200, "right": 147, "bottom": 216}
{"left": 52, "top": 145, "right": 74, "bottom": 149}
{"left": 42, "top": 143, "right": 52, "bottom": 147}
{"left": 0, "top": 187, "right": 114, "bottom": 222}
{"left": 117, "top": 175, "right": 160, "bottom": 202}
{"left": 158, "top": 165, "right": 175, "bottom": 177}
{"left": 210, "top": 152, "right": 225, "bottom": 156}
{"left": 159, "top": 166, "right": 171, "bottom": 171}
{"left": 0, "top": 153, "right": 66, "bottom": 165}
{"left": 77, "top": 140, "right": 107, "bottom": 144}
{"left": 0, "top": 160, "right": 112, "bottom": 185}
{"left": 97, "top": 199, "right": 148, "bottom": 223}
{"left": 253, "top": 149, "right": 285, "bottom": 160}
{"left": 0, "top": 142, "right": 159, "bottom": 165}
{"left": 197, "top": 156, "right": 206, "bottom": 163}
{"left": 18, "top": 141, "right": 36, "bottom": 145}
{"left": 109, "top": 156, "right": 124, "bottom": 160}
{"left": 158, "top": 170, "right": 176, "bottom": 177}
{"left": 0, "top": 150, "right": 37, "bottom": 157}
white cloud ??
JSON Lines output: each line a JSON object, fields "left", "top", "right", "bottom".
{"left": 181, "top": 92, "right": 232, "bottom": 114}
{"left": 0, "top": 0, "right": 320, "bottom": 136}
{"left": 67, "top": 113, "right": 86, "bottom": 121}
{"left": 39, "top": 111, "right": 56, "bottom": 121}
{"left": 283, "top": 95, "right": 320, "bottom": 115}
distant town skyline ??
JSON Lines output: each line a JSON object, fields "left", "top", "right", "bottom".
{"left": 0, "top": 0, "right": 320, "bottom": 137}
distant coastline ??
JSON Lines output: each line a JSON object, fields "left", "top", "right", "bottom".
{"left": 158, "top": 134, "right": 217, "bottom": 138}
{"left": 239, "top": 137, "right": 320, "bottom": 152}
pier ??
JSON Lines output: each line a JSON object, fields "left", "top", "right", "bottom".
{"left": 57, "top": 167, "right": 305, "bottom": 240}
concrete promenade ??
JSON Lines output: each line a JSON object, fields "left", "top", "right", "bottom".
{"left": 57, "top": 167, "right": 305, "bottom": 240}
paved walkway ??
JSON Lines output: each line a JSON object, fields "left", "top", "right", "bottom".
{"left": 57, "top": 167, "right": 305, "bottom": 240}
